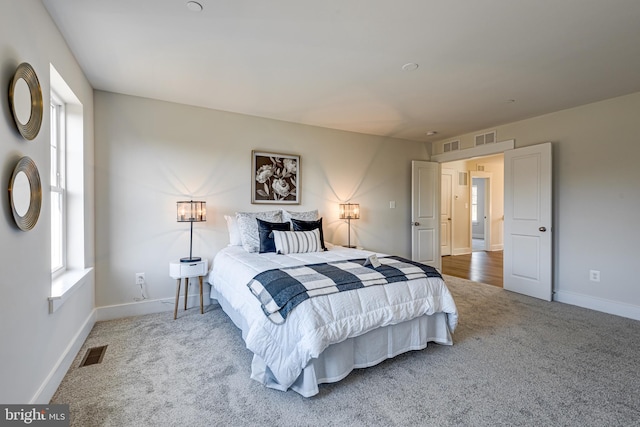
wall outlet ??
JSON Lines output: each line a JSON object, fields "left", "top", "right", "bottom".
{"left": 589, "top": 270, "right": 600, "bottom": 282}
{"left": 389, "top": 201, "right": 396, "bottom": 209}
{"left": 135, "top": 272, "right": 145, "bottom": 285}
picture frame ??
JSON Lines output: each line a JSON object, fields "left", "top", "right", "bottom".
{"left": 251, "top": 150, "right": 300, "bottom": 204}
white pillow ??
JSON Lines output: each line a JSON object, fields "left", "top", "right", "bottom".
{"left": 272, "top": 229, "right": 322, "bottom": 254}
{"left": 224, "top": 215, "right": 242, "bottom": 246}
{"left": 282, "top": 209, "right": 319, "bottom": 228}
{"left": 235, "top": 210, "right": 283, "bottom": 252}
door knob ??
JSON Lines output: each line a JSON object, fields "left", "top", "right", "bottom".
{"left": 539, "top": 226, "right": 547, "bottom": 232}
{"left": 412, "top": 222, "right": 420, "bottom": 226}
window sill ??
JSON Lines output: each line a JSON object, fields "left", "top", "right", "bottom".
{"left": 49, "top": 267, "right": 93, "bottom": 313}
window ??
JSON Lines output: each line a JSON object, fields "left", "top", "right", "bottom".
{"left": 471, "top": 185, "right": 478, "bottom": 223}
{"left": 50, "top": 91, "right": 66, "bottom": 275}
{"left": 49, "top": 63, "right": 90, "bottom": 312}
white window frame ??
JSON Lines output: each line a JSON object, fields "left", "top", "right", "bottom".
{"left": 51, "top": 91, "right": 67, "bottom": 277}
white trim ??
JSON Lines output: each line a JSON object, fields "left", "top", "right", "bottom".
{"left": 554, "top": 290, "right": 640, "bottom": 321}
{"left": 31, "top": 309, "right": 96, "bottom": 403}
{"left": 96, "top": 290, "right": 213, "bottom": 321}
{"left": 49, "top": 268, "right": 93, "bottom": 313}
{"left": 432, "top": 139, "right": 514, "bottom": 163}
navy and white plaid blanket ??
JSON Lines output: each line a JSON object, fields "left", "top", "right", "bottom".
{"left": 247, "top": 256, "right": 442, "bottom": 324}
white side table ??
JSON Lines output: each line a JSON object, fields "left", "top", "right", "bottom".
{"left": 169, "top": 259, "right": 208, "bottom": 319}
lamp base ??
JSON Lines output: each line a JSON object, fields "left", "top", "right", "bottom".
{"left": 180, "top": 256, "right": 202, "bottom": 263}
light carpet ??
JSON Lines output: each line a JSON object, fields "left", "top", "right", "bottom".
{"left": 51, "top": 275, "right": 640, "bottom": 426}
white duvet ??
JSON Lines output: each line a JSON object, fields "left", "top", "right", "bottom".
{"left": 208, "top": 244, "right": 458, "bottom": 390}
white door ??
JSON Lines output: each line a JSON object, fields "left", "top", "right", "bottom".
{"left": 504, "top": 143, "right": 552, "bottom": 300}
{"left": 411, "top": 161, "right": 441, "bottom": 270}
{"left": 441, "top": 169, "right": 454, "bottom": 256}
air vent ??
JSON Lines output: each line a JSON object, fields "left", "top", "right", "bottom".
{"left": 80, "top": 345, "right": 107, "bottom": 367}
{"left": 458, "top": 172, "right": 468, "bottom": 186}
{"left": 477, "top": 165, "right": 485, "bottom": 171}
{"left": 443, "top": 140, "right": 460, "bottom": 153}
{"left": 474, "top": 130, "right": 497, "bottom": 146}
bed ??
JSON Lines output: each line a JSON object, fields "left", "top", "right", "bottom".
{"left": 207, "top": 210, "right": 458, "bottom": 397}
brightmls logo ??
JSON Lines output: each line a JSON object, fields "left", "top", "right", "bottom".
{"left": 1, "top": 405, "right": 69, "bottom": 426}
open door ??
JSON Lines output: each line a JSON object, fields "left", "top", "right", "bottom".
{"left": 441, "top": 168, "right": 454, "bottom": 256}
{"left": 504, "top": 143, "right": 552, "bottom": 300}
{"left": 411, "top": 161, "right": 441, "bottom": 270}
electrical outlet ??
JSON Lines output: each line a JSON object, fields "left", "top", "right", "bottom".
{"left": 589, "top": 270, "right": 600, "bottom": 282}
{"left": 135, "top": 272, "right": 145, "bottom": 285}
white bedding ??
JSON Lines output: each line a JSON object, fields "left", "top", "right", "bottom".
{"left": 208, "top": 244, "right": 458, "bottom": 393}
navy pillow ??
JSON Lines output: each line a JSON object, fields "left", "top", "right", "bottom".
{"left": 257, "top": 219, "right": 291, "bottom": 253}
{"left": 291, "top": 217, "right": 327, "bottom": 251}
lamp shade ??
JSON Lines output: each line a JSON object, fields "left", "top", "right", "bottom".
{"left": 339, "top": 203, "right": 360, "bottom": 248}
{"left": 177, "top": 200, "right": 206, "bottom": 262}
{"left": 177, "top": 201, "right": 206, "bottom": 222}
{"left": 339, "top": 203, "right": 360, "bottom": 220}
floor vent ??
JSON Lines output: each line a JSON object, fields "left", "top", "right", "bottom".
{"left": 80, "top": 345, "right": 107, "bottom": 367}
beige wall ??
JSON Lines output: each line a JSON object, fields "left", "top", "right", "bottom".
{"left": 434, "top": 92, "right": 640, "bottom": 319}
{"left": 0, "top": 1, "right": 95, "bottom": 403}
{"left": 94, "top": 91, "right": 429, "bottom": 310}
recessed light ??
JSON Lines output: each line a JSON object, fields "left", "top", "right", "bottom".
{"left": 401, "top": 63, "right": 419, "bottom": 72}
{"left": 426, "top": 131, "right": 438, "bottom": 136}
{"left": 186, "top": 1, "right": 203, "bottom": 12}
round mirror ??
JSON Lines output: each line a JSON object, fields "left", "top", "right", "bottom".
{"left": 12, "top": 171, "right": 31, "bottom": 216}
{"left": 9, "top": 63, "right": 43, "bottom": 140}
{"left": 9, "top": 157, "right": 42, "bottom": 231}
{"left": 13, "top": 78, "right": 32, "bottom": 125}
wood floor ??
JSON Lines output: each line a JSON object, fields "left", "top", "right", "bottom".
{"left": 441, "top": 250, "right": 503, "bottom": 287}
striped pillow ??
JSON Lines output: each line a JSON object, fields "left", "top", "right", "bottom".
{"left": 272, "top": 229, "right": 322, "bottom": 254}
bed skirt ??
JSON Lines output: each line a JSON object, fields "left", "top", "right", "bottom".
{"left": 212, "top": 288, "right": 452, "bottom": 397}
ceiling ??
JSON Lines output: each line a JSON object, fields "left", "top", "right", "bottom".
{"left": 42, "top": 0, "right": 640, "bottom": 143}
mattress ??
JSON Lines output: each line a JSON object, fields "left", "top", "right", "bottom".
{"left": 208, "top": 244, "right": 458, "bottom": 396}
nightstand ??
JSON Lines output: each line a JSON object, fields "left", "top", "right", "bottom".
{"left": 169, "top": 259, "right": 208, "bottom": 319}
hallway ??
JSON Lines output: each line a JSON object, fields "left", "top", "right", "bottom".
{"left": 441, "top": 251, "right": 503, "bottom": 287}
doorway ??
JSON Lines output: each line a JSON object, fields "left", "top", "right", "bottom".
{"left": 440, "top": 154, "right": 504, "bottom": 286}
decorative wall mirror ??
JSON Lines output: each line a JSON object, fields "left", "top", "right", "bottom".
{"left": 8, "top": 156, "right": 42, "bottom": 231}
{"left": 8, "top": 62, "right": 43, "bottom": 140}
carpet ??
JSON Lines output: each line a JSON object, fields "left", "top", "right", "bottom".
{"left": 51, "top": 275, "right": 640, "bottom": 426}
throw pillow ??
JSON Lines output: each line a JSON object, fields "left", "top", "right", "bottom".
{"left": 235, "top": 210, "right": 283, "bottom": 252}
{"left": 257, "top": 219, "right": 291, "bottom": 253}
{"left": 291, "top": 217, "right": 327, "bottom": 250}
{"left": 273, "top": 229, "right": 322, "bottom": 254}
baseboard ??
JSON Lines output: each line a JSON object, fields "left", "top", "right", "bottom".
{"left": 32, "top": 309, "right": 97, "bottom": 404}
{"left": 96, "top": 290, "right": 212, "bottom": 321}
{"left": 490, "top": 244, "right": 504, "bottom": 251}
{"left": 452, "top": 247, "right": 472, "bottom": 256}
{"left": 554, "top": 290, "right": 640, "bottom": 321}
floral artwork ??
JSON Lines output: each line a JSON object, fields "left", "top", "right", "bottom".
{"left": 251, "top": 151, "right": 300, "bottom": 204}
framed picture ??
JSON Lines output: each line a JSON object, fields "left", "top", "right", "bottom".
{"left": 251, "top": 151, "right": 300, "bottom": 204}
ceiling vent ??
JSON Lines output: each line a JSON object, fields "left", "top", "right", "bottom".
{"left": 474, "top": 130, "right": 496, "bottom": 146}
{"left": 443, "top": 140, "right": 460, "bottom": 153}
